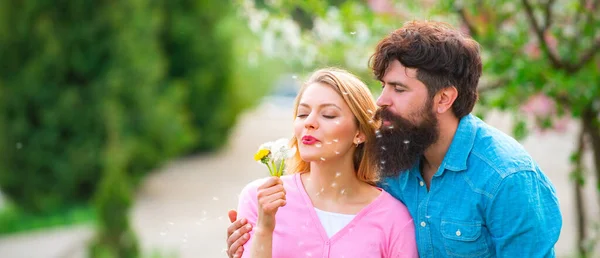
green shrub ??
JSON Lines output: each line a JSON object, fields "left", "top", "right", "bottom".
{"left": 89, "top": 102, "right": 139, "bottom": 258}
{"left": 0, "top": 0, "right": 279, "bottom": 219}
{"left": 0, "top": 1, "right": 195, "bottom": 214}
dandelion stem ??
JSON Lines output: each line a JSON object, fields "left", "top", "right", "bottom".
{"left": 278, "top": 159, "right": 285, "bottom": 176}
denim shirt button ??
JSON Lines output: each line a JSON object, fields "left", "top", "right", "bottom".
{"left": 456, "top": 230, "right": 461, "bottom": 236}
{"left": 420, "top": 221, "right": 426, "bottom": 227}
{"left": 419, "top": 181, "right": 424, "bottom": 186}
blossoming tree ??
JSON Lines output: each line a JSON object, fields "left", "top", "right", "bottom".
{"left": 237, "top": 0, "right": 600, "bottom": 255}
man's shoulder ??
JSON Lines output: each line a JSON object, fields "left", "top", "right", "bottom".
{"left": 468, "top": 119, "right": 537, "bottom": 178}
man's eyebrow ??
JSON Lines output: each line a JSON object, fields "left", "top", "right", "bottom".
{"left": 386, "top": 81, "right": 409, "bottom": 88}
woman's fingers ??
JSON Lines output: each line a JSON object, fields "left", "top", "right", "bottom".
{"left": 258, "top": 191, "right": 287, "bottom": 214}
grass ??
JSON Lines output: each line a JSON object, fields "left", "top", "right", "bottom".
{"left": 0, "top": 202, "right": 96, "bottom": 235}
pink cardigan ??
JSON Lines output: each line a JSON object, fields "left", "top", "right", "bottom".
{"left": 237, "top": 173, "right": 418, "bottom": 258}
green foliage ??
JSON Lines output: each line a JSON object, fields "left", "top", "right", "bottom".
{"left": 89, "top": 102, "right": 139, "bottom": 258}
{"left": 0, "top": 0, "right": 277, "bottom": 216}
{"left": 0, "top": 202, "right": 94, "bottom": 235}
{"left": 161, "top": 0, "right": 275, "bottom": 152}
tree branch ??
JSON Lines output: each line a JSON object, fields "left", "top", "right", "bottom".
{"left": 521, "top": 0, "right": 565, "bottom": 69}
{"left": 543, "top": 0, "right": 556, "bottom": 30}
{"left": 567, "top": 37, "right": 600, "bottom": 73}
{"left": 456, "top": 7, "right": 478, "bottom": 37}
{"left": 478, "top": 78, "right": 508, "bottom": 94}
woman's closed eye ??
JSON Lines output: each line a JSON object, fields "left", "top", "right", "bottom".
{"left": 323, "top": 115, "right": 337, "bottom": 119}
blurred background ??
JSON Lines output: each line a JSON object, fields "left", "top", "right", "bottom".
{"left": 0, "top": 0, "right": 598, "bottom": 257}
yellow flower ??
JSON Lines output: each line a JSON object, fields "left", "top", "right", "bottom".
{"left": 254, "top": 149, "right": 270, "bottom": 162}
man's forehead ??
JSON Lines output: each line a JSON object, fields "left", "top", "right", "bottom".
{"left": 382, "top": 62, "right": 418, "bottom": 82}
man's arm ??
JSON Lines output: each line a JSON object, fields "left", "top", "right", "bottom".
{"left": 227, "top": 210, "right": 252, "bottom": 258}
{"left": 486, "top": 170, "right": 562, "bottom": 257}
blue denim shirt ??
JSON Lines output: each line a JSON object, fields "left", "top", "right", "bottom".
{"left": 379, "top": 114, "right": 562, "bottom": 258}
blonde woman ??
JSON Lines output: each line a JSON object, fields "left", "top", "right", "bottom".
{"left": 235, "top": 68, "right": 417, "bottom": 258}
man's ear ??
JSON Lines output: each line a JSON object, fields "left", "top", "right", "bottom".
{"left": 435, "top": 86, "right": 458, "bottom": 114}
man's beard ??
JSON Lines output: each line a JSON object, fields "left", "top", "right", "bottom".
{"left": 370, "top": 102, "right": 439, "bottom": 177}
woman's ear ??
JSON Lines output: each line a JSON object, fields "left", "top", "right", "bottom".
{"left": 355, "top": 131, "right": 366, "bottom": 145}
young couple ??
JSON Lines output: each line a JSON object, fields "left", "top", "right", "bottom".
{"left": 225, "top": 20, "right": 562, "bottom": 258}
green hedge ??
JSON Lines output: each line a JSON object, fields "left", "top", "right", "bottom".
{"left": 0, "top": 0, "right": 276, "bottom": 216}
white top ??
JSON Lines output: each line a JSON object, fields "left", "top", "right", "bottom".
{"left": 314, "top": 207, "right": 356, "bottom": 238}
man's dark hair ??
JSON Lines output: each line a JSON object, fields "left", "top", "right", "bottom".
{"left": 369, "top": 20, "right": 482, "bottom": 118}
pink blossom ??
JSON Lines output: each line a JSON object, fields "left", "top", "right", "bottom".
{"left": 543, "top": 32, "right": 558, "bottom": 55}
{"left": 521, "top": 93, "right": 571, "bottom": 133}
{"left": 367, "top": 0, "right": 395, "bottom": 14}
{"left": 586, "top": 0, "right": 595, "bottom": 11}
{"left": 521, "top": 93, "right": 556, "bottom": 117}
{"left": 524, "top": 41, "right": 541, "bottom": 59}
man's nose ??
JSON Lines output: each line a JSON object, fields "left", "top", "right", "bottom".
{"left": 376, "top": 89, "right": 390, "bottom": 107}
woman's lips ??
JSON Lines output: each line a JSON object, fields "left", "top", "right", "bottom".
{"left": 301, "top": 135, "right": 319, "bottom": 145}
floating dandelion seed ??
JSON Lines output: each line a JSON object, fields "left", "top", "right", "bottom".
{"left": 320, "top": 157, "right": 326, "bottom": 161}
{"left": 334, "top": 121, "right": 340, "bottom": 125}
{"left": 333, "top": 139, "right": 339, "bottom": 142}
{"left": 292, "top": 75, "right": 298, "bottom": 79}
{"left": 343, "top": 92, "right": 349, "bottom": 95}
{"left": 218, "top": 216, "right": 224, "bottom": 220}
{"left": 367, "top": 110, "right": 374, "bottom": 114}
{"left": 368, "top": 120, "right": 374, "bottom": 123}
{"left": 325, "top": 141, "right": 332, "bottom": 145}
{"left": 315, "top": 142, "right": 322, "bottom": 148}
{"left": 381, "top": 146, "right": 387, "bottom": 150}
{"left": 335, "top": 151, "right": 340, "bottom": 155}
{"left": 168, "top": 222, "right": 174, "bottom": 225}
{"left": 335, "top": 172, "right": 342, "bottom": 177}
{"left": 320, "top": 187, "right": 325, "bottom": 192}
{"left": 16, "top": 142, "right": 22, "bottom": 149}
{"left": 331, "top": 182, "right": 337, "bottom": 187}
{"left": 387, "top": 125, "right": 394, "bottom": 129}
{"left": 340, "top": 189, "right": 346, "bottom": 195}
{"left": 376, "top": 134, "right": 382, "bottom": 138}
{"left": 350, "top": 31, "right": 356, "bottom": 35}
{"left": 381, "top": 160, "right": 386, "bottom": 164}
{"left": 212, "top": 196, "right": 219, "bottom": 201}
{"left": 403, "top": 140, "right": 410, "bottom": 144}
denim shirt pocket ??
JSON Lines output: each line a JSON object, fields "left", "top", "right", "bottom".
{"left": 440, "top": 220, "right": 490, "bottom": 258}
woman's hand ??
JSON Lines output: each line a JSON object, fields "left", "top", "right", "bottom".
{"left": 256, "top": 176, "right": 287, "bottom": 232}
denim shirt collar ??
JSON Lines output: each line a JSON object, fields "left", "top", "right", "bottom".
{"left": 442, "top": 114, "right": 478, "bottom": 172}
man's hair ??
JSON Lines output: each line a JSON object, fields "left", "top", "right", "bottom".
{"left": 369, "top": 20, "right": 482, "bottom": 118}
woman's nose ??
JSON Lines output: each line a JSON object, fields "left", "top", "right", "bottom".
{"left": 304, "top": 113, "right": 318, "bottom": 130}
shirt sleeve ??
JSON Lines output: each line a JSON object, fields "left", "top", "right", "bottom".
{"left": 388, "top": 219, "right": 419, "bottom": 258}
{"left": 486, "top": 170, "right": 562, "bottom": 257}
{"left": 236, "top": 180, "right": 260, "bottom": 258}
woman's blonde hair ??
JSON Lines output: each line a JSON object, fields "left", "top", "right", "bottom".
{"left": 286, "top": 68, "right": 380, "bottom": 184}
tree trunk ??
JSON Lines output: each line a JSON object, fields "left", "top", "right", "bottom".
{"left": 574, "top": 125, "right": 587, "bottom": 257}
{"left": 582, "top": 107, "right": 600, "bottom": 207}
